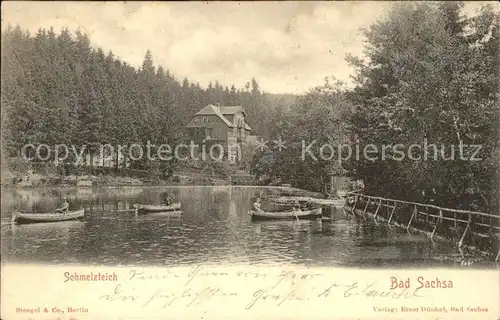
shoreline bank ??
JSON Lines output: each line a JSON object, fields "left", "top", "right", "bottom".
{"left": 1, "top": 172, "right": 252, "bottom": 189}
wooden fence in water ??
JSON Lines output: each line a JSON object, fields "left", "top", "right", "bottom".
{"left": 343, "top": 192, "right": 500, "bottom": 262}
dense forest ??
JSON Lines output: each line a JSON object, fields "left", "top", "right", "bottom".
{"left": 252, "top": 2, "right": 499, "bottom": 213}
{"left": 347, "top": 2, "right": 499, "bottom": 211}
{"left": 1, "top": 25, "right": 294, "bottom": 165}
{"left": 1, "top": 2, "right": 499, "bottom": 213}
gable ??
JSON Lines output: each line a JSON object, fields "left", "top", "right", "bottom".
{"left": 219, "top": 106, "right": 246, "bottom": 117}
{"left": 188, "top": 104, "right": 252, "bottom": 131}
{"left": 193, "top": 104, "right": 232, "bottom": 126}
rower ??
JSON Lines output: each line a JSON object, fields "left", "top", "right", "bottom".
{"left": 302, "top": 199, "right": 313, "bottom": 210}
{"left": 293, "top": 200, "right": 301, "bottom": 211}
{"left": 162, "top": 192, "right": 174, "bottom": 206}
{"left": 253, "top": 198, "right": 263, "bottom": 212}
{"left": 56, "top": 197, "right": 69, "bottom": 213}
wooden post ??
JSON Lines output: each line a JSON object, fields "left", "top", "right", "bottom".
{"left": 407, "top": 205, "right": 417, "bottom": 232}
{"left": 351, "top": 195, "right": 359, "bottom": 214}
{"left": 458, "top": 223, "right": 470, "bottom": 248}
{"left": 388, "top": 202, "right": 397, "bottom": 225}
{"left": 362, "top": 196, "right": 370, "bottom": 217}
{"left": 330, "top": 175, "right": 334, "bottom": 194}
{"left": 373, "top": 199, "right": 382, "bottom": 219}
{"left": 430, "top": 224, "right": 438, "bottom": 240}
{"left": 458, "top": 215, "right": 471, "bottom": 248}
{"left": 431, "top": 209, "right": 442, "bottom": 240}
{"left": 454, "top": 212, "right": 457, "bottom": 229}
{"left": 343, "top": 194, "right": 351, "bottom": 214}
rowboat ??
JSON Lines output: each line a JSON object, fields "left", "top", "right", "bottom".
{"left": 133, "top": 202, "right": 181, "bottom": 213}
{"left": 12, "top": 209, "right": 85, "bottom": 225}
{"left": 249, "top": 207, "right": 322, "bottom": 220}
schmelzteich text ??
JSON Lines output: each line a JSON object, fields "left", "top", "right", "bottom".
{"left": 64, "top": 272, "right": 118, "bottom": 283}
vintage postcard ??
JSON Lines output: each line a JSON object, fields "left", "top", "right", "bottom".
{"left": 1, "top": 1, "right": 499, "bottom": 319}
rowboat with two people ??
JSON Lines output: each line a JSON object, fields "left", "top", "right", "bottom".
{"left": 12, "top": 209, "right": 85, "bottom": 225}
{"left": 133, "top": 202, "right": 181, "bottom": 214}
{"left": 133, "top": 191, "right": 181, "bottom": 214}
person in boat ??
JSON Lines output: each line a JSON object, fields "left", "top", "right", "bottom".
{"left": 301, "top": 199, "right": 313, "bottom": 210}
{"left": 55, "top": 197, "right": 69, "bottom": 213}
{"left": 253, "top": 198, "right": 263, "bottom": 212}
{"left": 293, "top": 200, "right": 301, "bottom": 212}
{"left": 162, "top": 192, "right": 174, "bottom": 206}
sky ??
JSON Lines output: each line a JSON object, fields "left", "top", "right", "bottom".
{"left": 1, "top": 1, "right": 489, "bottom": 94}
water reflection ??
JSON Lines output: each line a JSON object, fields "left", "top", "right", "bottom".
{"left": 0, "top": 186, "right": 492, "bottom": 267}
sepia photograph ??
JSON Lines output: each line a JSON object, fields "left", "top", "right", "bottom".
{"left": 1, "top": 1, "right": 499, "bottom": 319}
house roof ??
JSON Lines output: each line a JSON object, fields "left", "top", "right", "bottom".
{"left": 219, "top": 106, "right": 246, "bottom": 116}
{"left": 187, "top": 104, "right": 252, "bottom": 131}
{"left": 193, "top": 104, "right": 233, "bottom": 126}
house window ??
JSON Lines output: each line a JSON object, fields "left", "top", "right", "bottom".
{"left": 196, "top": 128, "right": 205, "bottom": 137}
{"left": 205, "top": 128, "right": 212, "bottom": 139}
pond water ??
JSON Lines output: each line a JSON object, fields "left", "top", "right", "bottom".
{"left": 0, "top": 186, "right": 493, "bottom": 268}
